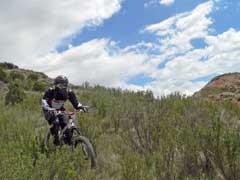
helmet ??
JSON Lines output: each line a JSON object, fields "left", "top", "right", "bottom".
{"left": 54, "top": 75, "right": 68, "bottom": 88}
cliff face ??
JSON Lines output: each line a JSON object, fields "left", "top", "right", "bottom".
{"left": 194, "top": 73, "right": 240, "bottom": 105}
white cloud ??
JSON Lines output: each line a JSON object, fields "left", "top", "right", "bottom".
{"left": 159, "top": 0, "right": 175, "bottom": 6}
{"left": 147, "top": 28, "right": 240, "bottom": 96}
{"left": 145, "top": 1, "right": 214, "bottom": 55}
{"left": 34, "top": 39, "right": 150, "bottom": 87}
{"left": 144, "top": 0, "right": 175, "bottom": 7}
{"left": 0, "top": 0, "right": 122, "bottom": 66}
{"left": 27, "top": 0, "right": 240, "bottom": 97}
{"left": 144, "top": 0, "right": 158, "bottom": 8}
{"left": 140, "top": 0, "right": 240, "bottom": 96}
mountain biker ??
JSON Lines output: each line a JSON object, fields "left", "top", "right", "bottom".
{"left": 41, "top": 75, "right": 87, "bottom": 146}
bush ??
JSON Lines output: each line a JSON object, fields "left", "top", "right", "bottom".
{"left": 0, "top": 67, "right": 8, "bottom": 83}
{"left": 32, "top": 81, "right": 49, "bottom": 92}
{"left": 23, "top": 80, "right": 34, "bottom": 91}
{"left": 0, "top": 62, "right": 18, "bottom": 69}
{"left": 27, "top": 74, "right": 39, "bottom": 81}
{"left": 1, "top": 85, "right": 240, "bottom": 179}
{"left": 38, "top": 72, "right": 48, "bottom": 79}
{"left": 9, "top": 71, "right": 25, "bottom": 81}
{"left": 5, "top": 82, "right": 25, "bottom": 105}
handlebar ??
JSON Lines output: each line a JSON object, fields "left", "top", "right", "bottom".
{"left": 48, "top": 105, "right": 90, "bottom": 115}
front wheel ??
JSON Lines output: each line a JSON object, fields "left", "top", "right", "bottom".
{"left": 74, "top": 136, "right": 97, "bottom": 169}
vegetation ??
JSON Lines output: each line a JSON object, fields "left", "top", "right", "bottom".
{"left": 27, "top": 73, "right": 39, "bottom": 81}
{"left": 32, "top": 81, "right": 50, "bottom": 92}
{"left": 1, "top": 65, "right": 240, "bottom": 179}
{"left": 0, "top": 62, "right": 19, "bottom": 69}
{"left": 5, "top": 82, "right": 25, "bottom": 105}
{"left": 0, "top": 67, "right": 8, "bottom": 83}
{"left": 0, "top": 79, "right": 240, "bottom": 179}
{"left": 9, "top": 70, "right": 25, "bottom": 81}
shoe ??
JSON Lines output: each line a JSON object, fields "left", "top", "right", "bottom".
{"left": 63, "top": 135, "right": 72, "bottom": 145}
{"left": 54, "top": 136, "right": 60, "bottom": 146}
{"left": 50, "top": 127, "right": 55, "bottom": 135}
{"left": 63, "top": 130, "right": 73, "bottom": 145}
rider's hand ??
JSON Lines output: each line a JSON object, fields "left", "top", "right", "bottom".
{"left": 77, "top": 105, "right": 88, "bottom": 112}
{"left": 48, "top": 108, "right": 58, "bottom": 116}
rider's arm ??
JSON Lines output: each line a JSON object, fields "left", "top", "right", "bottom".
{"left": 42, "top": 88, "right": 54, "bottom": 111}
{"left": 42, "top": 99, "right": 51, "bottom": 110}
{"left": 68, "top": 89, "right": 82, "bottom": 110}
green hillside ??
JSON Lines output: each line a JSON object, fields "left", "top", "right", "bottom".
{"left": 0, "top": 63, "right": 240, "bottom": 180}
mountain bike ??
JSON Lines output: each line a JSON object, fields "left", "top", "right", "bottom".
{"left": 44, "top": 106, "right": 96, "bottom": 168}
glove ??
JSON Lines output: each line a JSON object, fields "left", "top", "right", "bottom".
{"left": 49, "top": 110, "right": 57, "bottom": 117}
{"left": 47, "top": 108, "right": 59, "bottom": 116}
{"left": 77, "top": 105, "right": 88, "bottom": 112}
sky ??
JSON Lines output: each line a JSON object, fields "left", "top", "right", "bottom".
{"left": 0, "top": 0, "right": 240, "bottom": 96}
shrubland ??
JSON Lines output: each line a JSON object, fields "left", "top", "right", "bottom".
{"left": 0, "top": 65, "right": 240, "bottom": 179}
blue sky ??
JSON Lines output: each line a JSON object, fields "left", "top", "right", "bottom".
{"left": 59, "top": 0, "right": 240, "bottom": 48}
{"left": 1, "top": 0, "right": 240, "bottom": 96}
{"left": 58, "top": 0, "right": 239, "bottom": 87}
{"left": 58, "top": 0, "right": 214, "bottom": 51}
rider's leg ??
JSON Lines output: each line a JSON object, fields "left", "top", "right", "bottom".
{"left": 43, "top": 109, "right": 60, "bottom": 146}
{"left": 43, "top": 109, "right": 55, "bottom": 125}
{"left": 59, "top": 112, "right": 72, "bottom": 144}
{"left": 51, "top": 118, "right": 60, "bottom": 146}
{"left": 59, "top": 111, "right": 68, "bottom": 129}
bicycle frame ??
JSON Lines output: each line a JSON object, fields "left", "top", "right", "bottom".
{"left": 58, "top": 112, "right": 81, "bottom": 145}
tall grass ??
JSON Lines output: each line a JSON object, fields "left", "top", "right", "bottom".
{"left": 0, "top": 87, "right": 240, "bottom": 179}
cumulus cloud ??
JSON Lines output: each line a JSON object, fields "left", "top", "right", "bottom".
{"left": 0, "top": 0, "right": 122, "bottom": 66}
{"left": 159, "top": 0, "right": 175, "bottom": 6}
{"left": 147, "top": 28, "right": 240, "bottom": 96}
{"left": 144, "top": 0, "right": 175, "bottom": 7}
{"left": 30, "top": 0, "right": 240, "bottom": 97}
{"left": 141, "top": 1, "right": 240, "bottom": 96}
{"left": 35, "top": 39, "right": 151, "bottom": 87}
{"left": 145, "top": 1, "right": 214, "bottom": 55}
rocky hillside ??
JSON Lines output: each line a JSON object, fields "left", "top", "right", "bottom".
{"left": 194, "top": 72, "right": 240, "bottom": 105}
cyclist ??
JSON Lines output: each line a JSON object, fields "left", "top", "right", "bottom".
{"left": 41, "top": 75, "right": 87, "bottom": 146}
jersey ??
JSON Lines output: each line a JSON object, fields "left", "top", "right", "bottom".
{"left": 42, "top": 87, "right": 80, "bottom": 111}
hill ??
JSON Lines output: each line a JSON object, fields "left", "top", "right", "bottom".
{"left": 0, "top": 63, "right": 240, "bottom": 180}
{"left": 194, "top": 73, "right": 240, "bottom": 106}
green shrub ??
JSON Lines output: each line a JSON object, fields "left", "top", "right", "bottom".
{"left": 23, "top": 80, "right": 34, "bottom": 91}
{"left": 121, "top": 154, "right": 145, "bottom": 180}
{"left": 0, "top": 62, "right": 18, "bottom": 69}
{"left": 27, "top": 73, "right": 39, "bottom": 81}
{"left": 1, "top": 84, "right": 240, "bottom": 179}
{"left": 38, "top": 72, "right": 48, "bottom": 79}
{"left": 32, "top": 81, "right": 49, "bottom": 92}
{"left": 9, "top": 71, "right": 25, "bottom": 81}
{"left": 0, "top": 67, "right": 8, "bottom": 83}
{"left": 5, "top": 82, "right": 25, "bottom": 105}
